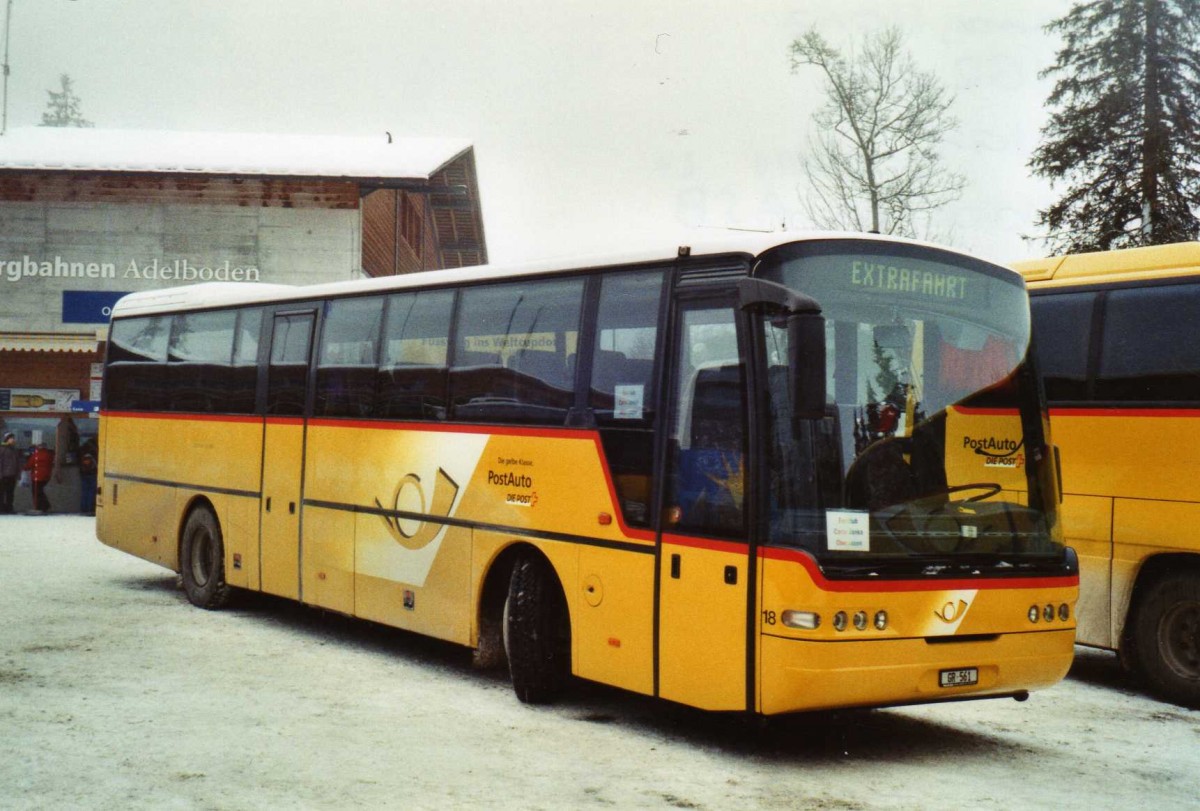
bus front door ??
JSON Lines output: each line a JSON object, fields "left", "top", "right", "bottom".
{"left": 657, "top": 295, "right": 752, "bottom": 711}
{"left": 259, "top": 310, "right": 315, "bottom": 601}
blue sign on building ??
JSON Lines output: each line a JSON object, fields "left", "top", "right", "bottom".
{"left": 62, "top": 291, "right": 129, "bottom": 325}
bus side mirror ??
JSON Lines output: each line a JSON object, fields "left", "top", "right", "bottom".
{"left": 789, "top": 312, "right": 827, "bottom": 422}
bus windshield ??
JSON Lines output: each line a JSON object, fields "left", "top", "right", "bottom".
{"left": 755, "top": 240, "right": 1063, "bottom": 577}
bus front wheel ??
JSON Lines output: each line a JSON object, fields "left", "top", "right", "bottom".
{"left": 180, "top": 507, "right": 232, "bottom": 610}
{"left": 503, "top": 553, "right": 570, "bottom": 704}
{"left": 1132, "top": 573, "right": 1200, "bottom": 708}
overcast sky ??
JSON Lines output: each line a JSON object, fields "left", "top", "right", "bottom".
{"left": 8, "top": 1, "right": 1074, "bottom": 266}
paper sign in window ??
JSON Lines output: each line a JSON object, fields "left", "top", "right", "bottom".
{"left": 614, "top": 384, "right": 644, "bottom": 419}
{"left": 826, "top": 510, "right": 870, "bottom": 552}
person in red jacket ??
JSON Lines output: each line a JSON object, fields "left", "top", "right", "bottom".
{"left": 24, "top": 443, "right": 54, "bottom": 514}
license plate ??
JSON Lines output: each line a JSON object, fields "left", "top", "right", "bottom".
{"left": 939, "top": 667, "right": 979, "bottom": 688}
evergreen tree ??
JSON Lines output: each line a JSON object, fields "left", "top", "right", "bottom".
{"left": 1030, "top": 0, "right": 1200, "bottom": 253}
{"left": 40, "top": 74, "right": 93, "bottom": 128}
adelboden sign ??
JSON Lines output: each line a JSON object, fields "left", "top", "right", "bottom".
{"left": 3, "top": 255, "right": 265, "bottom": 326}
{"left": 4, "top": 255, "right": 262, "bottom": 285}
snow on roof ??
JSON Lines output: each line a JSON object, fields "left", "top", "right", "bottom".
{"left": 0, "top": 127, "right": 473, "bottom": 181}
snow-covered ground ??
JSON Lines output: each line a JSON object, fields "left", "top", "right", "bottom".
{"left": 1, "top": 515, "right": 1197, "bottom": 810}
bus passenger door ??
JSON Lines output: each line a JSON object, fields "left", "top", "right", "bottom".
{"left": 657, "top": 294, "right": 752, "bottom": 711}
{"left": 260, "top": 310, "right": 315, "bottom": 601}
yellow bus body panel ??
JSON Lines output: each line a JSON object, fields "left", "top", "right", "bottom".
{"left": 1046, "top": 409, "right": 1200, "bottom": 647}
{"left": 757, "top": 553, "right": 1078, "bottom": 713}
{"left": 97, "top": 413, "right": 264, "bottom": 579}
{"left": 260, "top": 420, "right": 304, "bottom": 600}
{"left": 1014, "top": 241, "right": 1200, "bottom": 287}
{"left": 300, "top": 506, "right": 356, "bottom": 615}
{"left": 658, "top": 539, "right": 748, "bottom": 711}
{"left": 759, "top": 630, "right": 1075, "bottom": 714}
{"left": 1053, "top": 411, "right": 1199, "bottom": 502}
{"left": 1060, "top": 493, "right": 1115, "bottom": 647}
{"left": 572, "top": 544, "right": 655, "bottom": 697}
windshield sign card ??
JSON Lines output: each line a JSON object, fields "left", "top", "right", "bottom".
{"left": 826, "top": 510, "right": 870, "bottom": 552}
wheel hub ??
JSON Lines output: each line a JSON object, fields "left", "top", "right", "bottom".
{"left": 1160, "top": 599, "right": 1200, "bottom": 680}
{"left": 191, "top": 529, "right": 213, "bottom": 588}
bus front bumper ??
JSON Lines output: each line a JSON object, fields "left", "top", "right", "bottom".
{"left": 759, "top": 629, "right": 1075, "bottom": 715}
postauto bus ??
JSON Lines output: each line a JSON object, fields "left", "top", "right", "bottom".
{"left": 1017, "top": 241, "right": 1200, "bottom": 707}
{"left": 97, "top": 232, "right": 1077, "bottom": 714}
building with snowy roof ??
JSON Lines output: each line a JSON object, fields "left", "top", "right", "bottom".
{"left": 0, "top": 127, "right": 487, "bottom": 495}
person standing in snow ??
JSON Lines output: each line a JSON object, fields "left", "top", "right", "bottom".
{"left": 0, "top": 432, "right": 18, "bottom": 514}
{"left": 24, "top": 442, "right": 54, "bottom": 514}
{"left": 78, "top": 443, "right": 98, "bottom": 516}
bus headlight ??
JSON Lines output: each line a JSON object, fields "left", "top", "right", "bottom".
{"left": 1059, "top": 603, "right": 1070, "bottom": 621}
{"left": 1028, "top": 605, "right": 1040, "bottom": 623}
{"left": 874, "top": 610, "right": 888, "bottom": 631}
{"left": 853, "top": 611, "right": 868, "bottom": 631}
{"left": 781, "top": 610, "right": 821, "bottom": 630}
{"left": 1043, "top": 604, "right": 1055, "bottom": 622}
{"left": 833, "top": 611, "right": 848, "bottom": 632}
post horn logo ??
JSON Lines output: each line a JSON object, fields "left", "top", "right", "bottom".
{"left": 935, "top": 599, "right": 970, "bottom": 624}
{"left": 374, "top": 468, "right": 460, "bottom": 550}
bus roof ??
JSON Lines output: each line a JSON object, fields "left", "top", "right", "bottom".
{"left": 110, "top": 230, "right": 1011, "bottom": 317}
{"left": 1013, "top": 241, "right": 1200, "bottom": 287}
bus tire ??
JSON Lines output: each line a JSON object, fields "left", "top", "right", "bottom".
{"left": 503, "top": 553, "right": 570, "bottom": 704}
{"left": 1131, "top": 573, "right": 1200, "bottom": 708}
{"left": 180, "top": 507, "right": 232, "bottom": 610}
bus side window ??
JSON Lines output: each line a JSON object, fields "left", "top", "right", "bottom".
{"left": 1097, "top": 284, "right": 1200, "bottom": 402}
{"left": 106, "top": 316, "right": 171, "bottom": 411}
{"left": 666, "top": 305, "right": 746, "bottom": 539}
{"left": 168, "top": 310, "right": 237, "bottom": 414}
{"left": 590, "top": 270, "right": 664, "bottom": 527}
{"left": 266, "top": 313, "right": 315, "bottom": 416}
{"left": 450, "top": 278, "right": 583, "bottom": 425}
{"left": 377, "top": 290, "right": 453, "bottom": 420}
{"left": 315, "top": 296, "right": 385, "bottom": 418}
{"left": 1030, "top": 293, "right": 1097, "bottom": 403}
{"left": 229, "top": 309, "right": 264, "bottom": 414}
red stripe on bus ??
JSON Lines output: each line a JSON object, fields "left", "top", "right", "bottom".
{"left": 101, "top": 410, "right": 262, "bottom": 424}
{"left": 1050, "top": 407, "right": 1200, "bottom": 418}
{"left": 759, "top": 546, "right": 1079, "bottom": 592}
{"left": 304, "top": 418, "right": 597, "bottom": 441}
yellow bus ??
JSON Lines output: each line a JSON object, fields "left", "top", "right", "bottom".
{"left": 97, "top": 233, "right": 1077, "bottom": 714}
{"left": 1016, "top": 242, "right": 1200, "bottom": 707}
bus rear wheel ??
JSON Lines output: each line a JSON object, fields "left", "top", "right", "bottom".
{"left": 503, "top": 553, "right": 570, "bottom": 704}
{"left": 1132, "top": 573, "right": 1200, "bottom": 708}
{"left": 180, "top": 507, "right": 232, "bottom": 610}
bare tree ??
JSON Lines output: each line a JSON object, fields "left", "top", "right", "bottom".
{"left": 789, "top": 27, "right": 964, "bottom": 238}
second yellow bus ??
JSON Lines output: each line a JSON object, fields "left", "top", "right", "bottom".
{"left": 1017, "top": 241, "right": 1200, "bottom": 707}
